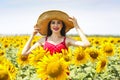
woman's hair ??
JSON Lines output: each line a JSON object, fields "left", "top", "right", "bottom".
{"left": 47, "top": 20, "right": 66, "bottom": 37}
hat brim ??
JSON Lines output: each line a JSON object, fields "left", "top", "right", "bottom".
{"left": 36, "top": 10, "right": 74, "bottom": 35}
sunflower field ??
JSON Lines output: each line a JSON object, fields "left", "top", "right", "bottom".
{"left": 0, "top": 35, "right": 120, "bottom": 80}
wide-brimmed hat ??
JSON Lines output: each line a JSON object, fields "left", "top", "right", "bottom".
{"left": 36, "top": 10, "right": 74, "bottom": 35}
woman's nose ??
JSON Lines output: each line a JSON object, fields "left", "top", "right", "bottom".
{"left": 54, "top": 23, "right": 58, "bottom": 26}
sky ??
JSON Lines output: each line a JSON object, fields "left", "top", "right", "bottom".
{"left": 0, "top": 0, "right": 120, "bottom": 35}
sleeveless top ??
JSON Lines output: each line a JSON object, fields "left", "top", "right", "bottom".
{"left": 44, "top": 37, "right": 68, "bottom": 55}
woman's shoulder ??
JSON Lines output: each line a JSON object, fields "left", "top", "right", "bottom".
{"left": 66, "top": 36, "right": 77, "bottom": 44}
{"left": 65, "top": 36, "right": 75, "bottom": 47}
{"left": 65, "top": 36, "right": 74, "bottom": 43}
{"left": 38, "top": 36, "right": 46, "bottom": 43}
{"left": 66, "top": 36, "right": 74, "bottom": 41}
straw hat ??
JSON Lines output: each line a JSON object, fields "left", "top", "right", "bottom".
{"left": 36, "top": 10, "right": 74, "bottom": 35}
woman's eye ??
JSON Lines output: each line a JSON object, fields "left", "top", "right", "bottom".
{"left": 51, "top": 21, "right": 61, "bottom": 24}
{"left": 51, "top": 22, "right": 55, "bottom": 24}
{"left": 57, "top": 22, "right": 61, "bottom": 24}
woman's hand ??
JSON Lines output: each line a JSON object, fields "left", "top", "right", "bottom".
{"left": 68, "top": 16, "right": 79, "bottom": 29}
{"left": 68, "top": 17, "right": 91, "bottom": 47}
{"left": 33, "top": 25, "right": 40, "bottom": 36}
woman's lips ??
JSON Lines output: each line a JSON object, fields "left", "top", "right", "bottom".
{"left": 53, "top": 27, "right": 59, "bottom": 31}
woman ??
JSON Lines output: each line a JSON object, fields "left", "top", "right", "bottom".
{"left": 22, "top": 10, "right": 90, "bottom": 56}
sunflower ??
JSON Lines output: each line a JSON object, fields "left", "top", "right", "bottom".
{"left": 73, "top": 47, "right": 88, "bottom": 66}
{"left": 0, "top": 49, "right": 5, "bottom": 56}
{"left": 36, "top": 54, "right": 69, "bottom": 80}
{"left": 61, "top": 48, "right": 72, "bottom": 64}
{"left": 0, "top": 59, "right": 17, "bottom": 80}
{"left": 85, "top": 47, "right": 101, "bottom": 62}
{"left": 108, "top": 37, "right": 116, "bottom": 44}
{"left": 16, "top": 51, "right": 29, "bottom": 66}
{"left": 96, "top": 57, "right": 108, "bottom": 73}
{"left": 3, "top": 40, "right": 10, "bottom": 48}
{"left": 0, "top": 64, "right": 10, "bottom": 80}
{"left": 93, "top": 39, "right": 100, "bottom": 45}
{"left": 102, "top": 38, "right": 109, "bottom": 44}
{"left": 5, "top": 60, "right": 17, "bottom": 80}
{"left": 0, "top": 56, "right": 7, "bottom": 64}
{"left": 117, "top": 38, "right": 120, "bottom": 44}
{"left": 102, "top": 42, "right": 114, "bottom": 56}
{"left": 29, "top": 46, "right": 48, "bottom": 67}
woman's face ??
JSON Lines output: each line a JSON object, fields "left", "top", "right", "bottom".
{"left": 50, "top": 20, "right": 63, "bottom": 33}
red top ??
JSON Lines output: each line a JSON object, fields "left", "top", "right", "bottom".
{"left": 44, "top": 37, "right": 68, "bottom": 55}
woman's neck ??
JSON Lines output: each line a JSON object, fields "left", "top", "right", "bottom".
{"left": 50, "top": 33, "right": 62, "bottom": 38}
{"left": 48, "top": 33, "right": 64, "bottom": 42}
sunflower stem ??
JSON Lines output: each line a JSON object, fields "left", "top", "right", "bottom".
{"left": 93, "top": 62, "right": 97, "bottom": 80}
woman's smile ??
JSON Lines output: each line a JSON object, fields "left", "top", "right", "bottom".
{"left": 53, "top": 27, "right": 59, "bottom": 31}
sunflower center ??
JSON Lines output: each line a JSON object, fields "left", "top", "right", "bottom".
{"left": 77, "top": 54, "right": 84, "bottom": 61}
{"left": 21, "top": 56, "right": 28, "bottom": 61}
{"left": 101, "top": 60, "right": 106, "bottom": 68}
{"left": 117, "top": 40, "right": 120, "bottom": 43}
{"left": 4, "top": 44, "right": 8, "bottom": 48}
{"left": 64, "top": 56, "right": 70, "bottom": 62}
{"left": 0, "top": 70, "right": 10, "bottom": 80}
{"left": 47, "top": 62, "right": 63, "bottom": 78}
{"left": 95, "top": 41, "right": 99, "bottom": 44}
{"left": 105, "top": 48, "right": 113, "bottom": 53}
{"left": 0, "top": 52, "right": 4, "bottom": 56}
{"left": 89, "top": 52, "right": 98, "bottom": 59}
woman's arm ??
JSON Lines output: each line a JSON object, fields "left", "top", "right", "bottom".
{"left": 68, "top": 17, "right": 90, "bottom": 47}
{"left": 22, "top": 26, "right": 41, "bottom": 56}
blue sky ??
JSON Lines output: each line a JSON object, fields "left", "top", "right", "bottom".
{"left": 0, "top": 0, "right": 120, "bottom": 35}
